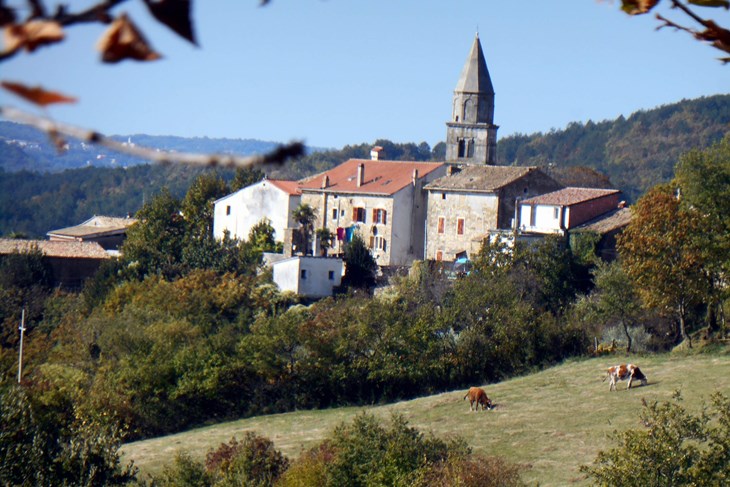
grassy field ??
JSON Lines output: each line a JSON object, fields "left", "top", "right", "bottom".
{"left": 121, "top": 349, "right": 730, "bottom": 486}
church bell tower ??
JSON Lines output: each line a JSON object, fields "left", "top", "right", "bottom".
{"left": 445, "top": 34, "right": 498, "bottom": 165}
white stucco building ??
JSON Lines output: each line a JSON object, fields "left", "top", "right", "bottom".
{"left": 213, "top": 179, "right": 301, "bottom": 243}
{"left": 272, "top": 256, "right": 343, "bottom": 298}
{"left": 518, "top": 187, "right": 621, "bottom": 235}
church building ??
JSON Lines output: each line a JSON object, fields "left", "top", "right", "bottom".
{"left": 445, "top": 34, "right": 499, "bottom": 165}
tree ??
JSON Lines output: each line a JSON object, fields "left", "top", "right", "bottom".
{"left": 292, "top": 203, "right": 316, "bottom": 256}
{"left": 674, "top": 138, "right": 730, "bottom": 335}
{"left": 230, "top": 167, "right": 265, "bottom": 192}
{"left": 342, "top": 234, "right": 377, "bottom": 290}
{"left": 585, "top": 261, "right": 645, "bottom": 353}
{"left": 581, "top": 391, "right": 730, "bottom": 486}
{"left": 249, "top": 218, "right": 280, "bottom": 254}
{"left": 618, "top": 185, "right": 708, "bottom": 347}
{"left": 315, "top": 227, "right": 334, "bottom": 256}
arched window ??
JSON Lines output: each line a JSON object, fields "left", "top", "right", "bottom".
{"left": 457, "top": 139, "right": 466, "bottom": 158}
{"left": 467, "top": 139, "right": 475, "bottom": 157}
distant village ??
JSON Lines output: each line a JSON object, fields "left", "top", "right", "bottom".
{"left": 0, "top": 35, "right": 630, "bottom": 297}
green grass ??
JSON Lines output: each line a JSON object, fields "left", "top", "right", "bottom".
{"left": 121, "top": 349, "right": 730, "bottom": 486}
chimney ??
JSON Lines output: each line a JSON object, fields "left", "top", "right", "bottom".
{"left": 370, "top": 146, "right": 383, "bottom": 160}
{"left": 321, "top": 175, "right": 329, "bottom": 189}
{"left": 357, "top": 163, "right": 365, "bottom": 187}
{"left": 412, "top": 169, "right": 419, "bottom": 187}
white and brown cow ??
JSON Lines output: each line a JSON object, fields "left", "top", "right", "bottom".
{"left": 603, "top": 363, "right": 648, "bottom": 391}
{"left": 463, "top": 386, "right": 493, "bottom": 411}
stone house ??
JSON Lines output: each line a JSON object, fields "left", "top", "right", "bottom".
{"left": 47, "top": 215, "right": 137, "bottom": 252}
{"left": 213, "top": 178, "right": 301, "bottom": 244}
{"left": 271, "top": 256, "right": 343, "bottom": 298}
{"left": 298, "top": 158, "right": 446, "bottom": 267}
{"left": 424, "top": 165, "right": 562, "bottom": 261}
{"left": 0, "top": 238, "right": 110, "bottom": 290}
{"left": 569, "top": 206, "right": 632, "bottom": 262}
{"left": 517, "top": 187, "right": 622, "bottom": 235}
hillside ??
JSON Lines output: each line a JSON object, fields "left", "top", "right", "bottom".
{"left": 121, "top": 351, "right": 730, "bottom": 486}
{"left": 497, "top": 94, "right": 730, "bottom": 202}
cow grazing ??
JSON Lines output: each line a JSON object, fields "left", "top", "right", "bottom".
{"left": 463, "top": 386, "right": 493, "bottom": 411}
{"left": 603, "top": 364, "right": 648, "bottom": 391}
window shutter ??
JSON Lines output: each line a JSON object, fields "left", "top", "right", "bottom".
{"left": 369, "top": 236, "right": 375, "bottom": 248}
{"left": 372, "top": 209, "right": 377, "bottom": 222}
{"left": 383, "top": 210, "right": 387, "bottom": 225}
{"left": 352, "top": 207, "right": 358, "bottom": 221}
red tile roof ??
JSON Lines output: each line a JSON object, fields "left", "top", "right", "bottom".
{"left": 267, "top": 179, "right": 301, "bottom": 195}
{"left": 522, "top": 187, "right": 620, "bottom": 206}
{"left": 299, "top": 159, "right": 444, "bottom": 196}
{"left": 0, "top": 239, "right": 110, "bottom": 259}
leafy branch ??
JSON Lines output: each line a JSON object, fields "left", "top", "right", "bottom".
{"left": 0, "top": 0, "right": 305, "bottom": 168}
{"left": 620, "top": 0, "right": 730, "bottom": 63}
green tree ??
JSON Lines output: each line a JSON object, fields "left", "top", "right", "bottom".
{"left": 248, "top": 219, "right": 280, "bottom": 254}
{"left": 315, "top": 227, "right": 334, "bottom": 256}
{"left": 585, "top": 261, "right": 645, "bottom": 353}
{"left": 342, "top": 234, "right": 377, "bottom": 290}
{"left": 292, "top": 203, "right": 317, "bottom": 256}
{"left": 122, "top": 188, "right": 186, "bottom": 280}
{"left": 581, "top": 391, "right": 730, "bottom": 487}
{"left": 674, "top": 138, "right": 730, "bottom": 335}
{"left": 618, "top": 185, "right": 708, "bottom": 347}
{"left": 230, "top": 167, "right": 265, "bottom": 192}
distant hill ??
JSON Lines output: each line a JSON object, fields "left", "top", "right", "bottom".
{"left": 0, "top": 122, "right": 324, "bottom": 173}
{"left": 497, "top": 94, "right": 730, "bottom": 202}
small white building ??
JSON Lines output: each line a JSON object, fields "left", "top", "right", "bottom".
{"left": 272, "top": 256, "right": 343, "bottom": 298}
{"left": 213, "top": 179, "right": 301, "bottom": 243}
{"left": 518, "top": 187, "right": 621, "bottom": 235}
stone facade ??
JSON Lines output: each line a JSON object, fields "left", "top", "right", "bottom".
{"left": 424, "top": 166, "right": 562, "bottom": 261}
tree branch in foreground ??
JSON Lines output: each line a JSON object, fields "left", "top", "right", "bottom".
{"left": 0, "top": 105, "right": 305, "bottom": 168}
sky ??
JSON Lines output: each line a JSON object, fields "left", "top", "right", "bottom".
{"left": 1, "top": 0, "right": 728, "bottom": 150}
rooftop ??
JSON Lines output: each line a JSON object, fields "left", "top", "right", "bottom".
{"left": 425, "top": 165, "right": 541, "bottom": 192}
{"left": 572, "top": 207, "right": 632, "bottom": 234}
{"left": 47, "top": 215, "right": 137, "bottom": 239}
{"left": 0, "top": 239, "right": 111, "bottom": 259}
{"left": 299, "top": 159, "right": 445, "bottom": 196}
{"left": 521, "top": 187, "right": 620, "bottom": 206}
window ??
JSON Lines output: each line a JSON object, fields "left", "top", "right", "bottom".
{"left": 441, "top": 193, "right": 446, "bottom": 200}
{"left": 372, "top": 209, "right": 387, "bottom": 224}
{"left": 436, "top": 250, "right": 443, "bottom": 261}
{"left": 457, "top": 139, "right": 466, "bottom": 158}
{"left": 438, "top": 217, "right": 445, "bottom": 234}
{"left": 553, "top": 207, "right": 560, "bottom": 219}
{"left": 328, "top": 270, "right": 335, "bottom": 280}
{"left": 226, "top": 205, "right": 231, "bottom": 216}
{"left": 332, "top": 208, "right": 338, "bottom": 220}
{"left": 369, "top": 236, "right": 387, "bottom": 251}
{"left": 457, "top": 218, "right": 465, "bottom": 235}
{"left": 352, "top": 207, "right": 366, "bottom": 223}
{"left": 300, "top": 269, "right": 307, "bottom": 280}
{"left": 467, "top": 139, "right": 475, "bottom": 158}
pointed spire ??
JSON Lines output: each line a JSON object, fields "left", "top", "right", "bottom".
{"left": 454, "top": 34, "right": 494, "bottom": 95}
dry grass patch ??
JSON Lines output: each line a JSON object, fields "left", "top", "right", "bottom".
{"left": 122, "top": 351, "right": 729, "bottom": 486}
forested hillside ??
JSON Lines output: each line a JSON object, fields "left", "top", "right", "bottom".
{"left": 497, "top": 94, "right": 730, "bottom": 202}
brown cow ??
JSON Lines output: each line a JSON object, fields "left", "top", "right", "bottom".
{"left": 463, "top": 386, "right": 493, "bottom": 411}
{"left": 603, "top": 363, "right": 648, "bottom": 391}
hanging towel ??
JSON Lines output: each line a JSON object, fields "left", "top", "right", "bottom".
{"left": 345, "top": 226, "right": 355, "bottom": 242}
{"left": 337, "top": 227, "right": 345, "bottom": 241}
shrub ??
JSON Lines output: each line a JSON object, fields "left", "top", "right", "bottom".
{"left": 206, "top": 433, "right": 289, "bottom": 487}
{"left": 581, "top": 391, "right": 730, "bottom": 486}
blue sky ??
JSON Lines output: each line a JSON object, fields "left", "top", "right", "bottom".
{"left": 1, "top": 0, "right": 727, "bottom": 149}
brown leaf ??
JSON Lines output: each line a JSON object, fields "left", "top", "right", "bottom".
{"left": 97, "top": 13, "right": 162, "bottom": 63}
{"left": 621, "top": 0, "right": 661, "bottom": 15}
{"left": 143, "top": 0, "right": 197, "bottom": 46}
{"left": 3, "top": 20, "right": 64, "bottom": 54}
{"left": 1, "top": 81, "right": 77, "bottom": 106}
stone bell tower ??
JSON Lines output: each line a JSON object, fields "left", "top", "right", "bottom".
{"left": 445, "top": 33, "right": 499, "bottom": 165}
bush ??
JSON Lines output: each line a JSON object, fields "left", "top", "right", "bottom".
{"left": 581, "top": 391, "right": 730, "bottom": 486}
{"left": 205, "top": 433, "right": 289, "bottom": 487}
